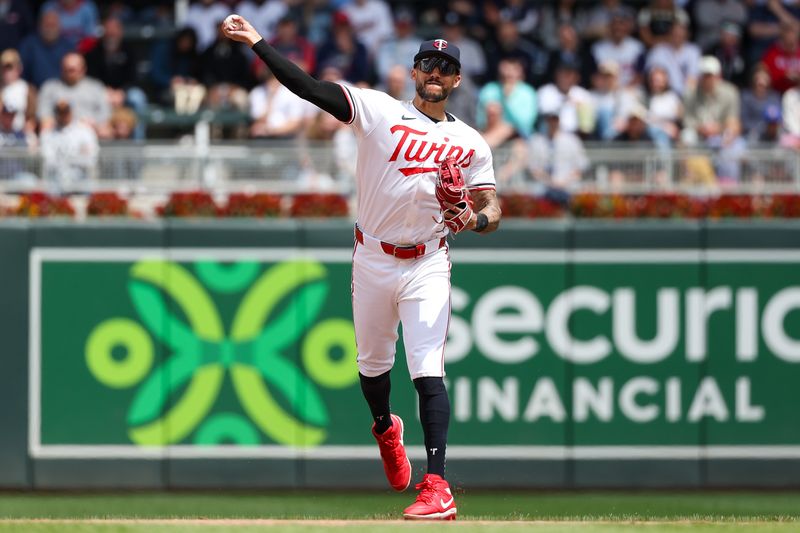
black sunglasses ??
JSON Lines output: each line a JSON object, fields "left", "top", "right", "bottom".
{"left": 415, "top": 56, "right": 459, "bottom": 76}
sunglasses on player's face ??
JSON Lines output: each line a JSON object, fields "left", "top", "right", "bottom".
{"left": 415, "top": 56, "right": 459, "bottom": 76}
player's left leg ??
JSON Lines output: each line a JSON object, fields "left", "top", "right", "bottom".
{"left": 397, "top": 247, "right": 457, "bottom": 520}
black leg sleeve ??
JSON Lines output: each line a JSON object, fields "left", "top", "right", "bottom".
{"left": 414, "top": 376, "right": 450, "bottom": 477}
{"left": 360, "top": 371, "right": 392, "bottom": 434}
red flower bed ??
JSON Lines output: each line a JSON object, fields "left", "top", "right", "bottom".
{"left": 158, "top": 191, "right": 219, "bottom": 217}
{"left": 570, "top": 193, "right": 630, "bottom": 218}
{"left": 500, "top": 193, "right": 564, "bottom": 218}
{"left": 764, "top": 194, "right": 800, "bottom": 218}
{"left": 223, "top": 192, "right": 283, "bottom": 217}
{"left": 290, "top": 193, "right": 349, "bottom": 217}
{"left": 87, "top": 191, "right": 128, "bottom": 216}
{"left": 13, "top": 192, "right": 75, "bottom": 217}
{"left": 707, "top": 194, "right": 758, "bottom": 218}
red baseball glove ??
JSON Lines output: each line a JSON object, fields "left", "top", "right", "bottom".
{"left": 436, "top": 157, "right": 474, "bottom": 234}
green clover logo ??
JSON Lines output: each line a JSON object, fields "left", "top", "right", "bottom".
{"left": 84, "top": 259, "right": 358, "bottom": 448}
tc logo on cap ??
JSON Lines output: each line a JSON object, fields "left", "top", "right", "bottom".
{"left": 433, "top": 39, "right": 448, "bottom": 51}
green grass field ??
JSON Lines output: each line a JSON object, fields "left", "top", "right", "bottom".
{"left": 0, "top": 491, "right": 799, "bottom": 532}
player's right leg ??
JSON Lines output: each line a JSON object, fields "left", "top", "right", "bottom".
{"left": 352, "top": 242, "right": 411, "bottom": 491}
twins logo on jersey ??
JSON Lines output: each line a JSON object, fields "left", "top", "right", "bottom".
{"left": 388, "top": 124, "right": 475, "bottom": 176}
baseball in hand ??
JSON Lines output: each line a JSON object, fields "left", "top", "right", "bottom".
{"left": 223, "top": 15, "right": 243, "bottom": 32}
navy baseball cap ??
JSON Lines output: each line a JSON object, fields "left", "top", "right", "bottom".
{"left": 414, "top": 39, "right": 461, "bottom": 69}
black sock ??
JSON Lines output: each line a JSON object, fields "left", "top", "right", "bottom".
{"left": 414, "top": 376, "right": 450, "bottom": 478}
{"left": 360, "top": 371, "right": 392, "bottom": 434}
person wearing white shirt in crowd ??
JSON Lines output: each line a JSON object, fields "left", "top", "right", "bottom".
{"left": 40, "top": 99, "right": 98, "bottom": 188}
{"left": 0, "top": 48, "right": 35, "bottom": 134}
{"left": 536, "top": 58, "right": 595, "bottom": 136}
{"left": 342, "top": 0, "right": 394, "bottom": 55}
{"left": 643, "top": 65, "right": 683, "bottom": 148}
{"left": 528, "top": 107, "right": 589, "bottom": 192}
{"left": 591, "top": 10, "right": 644, "bottom": 88}
{"left": 186, "top": 0, "right": 230, "bottom": 51}
{"left": 248, "top": 61, "right": 315, "bottom": 138}
{"left": 782, "top": 81, "right": 800, "bottom": 149}
{"left": 645, "top": 18, "right": 701, "bottom": 96}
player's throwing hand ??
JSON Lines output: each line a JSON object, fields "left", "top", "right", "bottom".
{"left": 220, "top": 15, "right": 261, "bottom": 47}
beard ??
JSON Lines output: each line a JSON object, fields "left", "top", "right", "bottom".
{"left": 415, "top": 78, "right": 451, "bottom": 102}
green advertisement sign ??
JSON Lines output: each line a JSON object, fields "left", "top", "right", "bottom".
{"left": 30, "top": 248, "right": 800, "bottom": 460}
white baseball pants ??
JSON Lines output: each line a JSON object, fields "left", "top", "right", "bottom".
{"left": 352, "top": 234, "right": 451, "bottom": 380}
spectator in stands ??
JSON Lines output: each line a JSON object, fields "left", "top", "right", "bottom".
{"left": 0, "top": 99, "right": 27, "bottom": 147}
{"left": 187, "top": 0, "right": 230, "bottom": 52}
{"left": 591, "top": 60, "right": 637, "bottom": 141}
{"left": 578, "top": 0, "right": 635, "bottom": 42}
{"left": 18, "top": 10, "right": 73, "bottom": 88}
{"left": 546, "top": 22, "right": 596, "bottom": 89}
{"left": 591, "top": 10, "right": 644, "bottom": 88}
{"left": 643, "top": 65, "right": 683, "bottom": 148}
{"left": 761, "top": 21, "right": 800, "bottom": 93}
{"left": 537, "top": 0, "right": 585, "bottom": 51}
{"left": 682, "top": 56, "right": 746, "bottom": 183}
{"left": 747, "top": 0, "right": 800, "bottom": 66}
{"left": 741, "top": 66, "right": 781, "bottom": 143}
{"left": 1, "top": 49, "right": 36, "bottom": 134}
{"left": 342, "top": 0, "right": 394, "bottom": 54}
{"left": 0, "top": 0, "right": 34, "bottom": 52}
{"left": 706, "top": 21, "right": 747, "bottom": 88}
{"left": 40, "top": 99, "right": 99, "bottom": 188}
{"left": 84, "top": 16, "right": 147, "bottom": 140}
{"left": 0, "top": 98, "right": 33, "bottom": 181}
{"left": 614, "top": 103, "right": 655, "bottom": 145}
{"left": 375, "top": 9, "right": 420, "bottom": 97}
{"left": 693, "top": 0, "right": 747, "bottom": 52}
{"left": 637, "top": 0, "right": 690, "bottom": 48}
{"left": 479, "top": 100, "right": 516, "bottom": 150}
{"left": 527, "top": 106, "right": 589, "bottom": 195}
{"left": 38, "top": 52, "right": 110, "bottom": 138}
{"left": 236, "top": 0, "right": 288, "bottom": 43}
{"left": 270, "top": 15, "right": 316, "bottom": 74}
{"left": 484, "top": 16, "right": 549, "bottom": 87}
{"left": 248, "top": 60, "right": 314, "bottom": 139}
{"left": 439, "top": 12, "right": 485, "bottom": 84}
{"left": 782, "top": 78, "right": 800, "bottom": 149}
{"left": 645, "top": 18, "right": 701, "bottom": 96}
{"left": 299, "top": 109, "right": 357, "bottom": 190}
{"left": 378, "top": 64, "right": 411, "bottom": 100}
{"left": 200, "top": 25, "right": 252, "bottom": 113}
{"left": 537, "top": 57, "right": 595, "bottom": 137}
{"left": 477, "top": 57, "right": 537, "bottom": 145}
{"left": 109, "top": 105, "right": 137, "bottom": 140}
{"left": 149, "top": 27, "right": 205, "bottom": 113}
{"left": 40, "top": 0, "right": 98, "bottom": 49}
{"left": 316, "top": 11, "right": 371, "bottom": 85}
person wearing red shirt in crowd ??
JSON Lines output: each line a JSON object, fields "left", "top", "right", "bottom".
{"left": 762, "top": 21, "right": 800, "bottom": 93}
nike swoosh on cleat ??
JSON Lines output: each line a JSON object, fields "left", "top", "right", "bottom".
{"left": 440, "top": 497, "right": 454, "bottom": 508}
{"left": 401, "top": 115, "right": 416, "bottom": 120}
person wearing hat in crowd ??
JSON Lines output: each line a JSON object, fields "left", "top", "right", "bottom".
{"left": 221, "top": 13, "right": 500, "bottom": 520}
{"left": 705, "top": 21, "right": 747, "bottom": 87}
{"left": 39, "top": 99, "right": 99, "bottom": 188}
{"left": 682, "top": 55, "right": 746, "bottom": 183}
{"left": 527, "top": 102, "right": 588, "bottom": 197}
{"left": 537, "top": 56, "right": 595, "bottom": 136}
{"left": 590, "top": 59, "right": 640, "bottom": 141}
{"left": 645, "top": 17, "right": 701, "bottom": 96}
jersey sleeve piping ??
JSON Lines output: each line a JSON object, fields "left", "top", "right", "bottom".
{"left": 340, "top": 84, "right": 356, "bottom": 124}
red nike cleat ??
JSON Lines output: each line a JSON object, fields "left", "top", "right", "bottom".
{"left": 372, "top": 414, "right": 412, "bottom": 491}
{"left": 403, "top": 473, "right": 457, "bottom": 520}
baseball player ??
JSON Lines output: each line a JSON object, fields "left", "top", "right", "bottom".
{"left": 222, "top": 14, "right": 501, "bottom": 521}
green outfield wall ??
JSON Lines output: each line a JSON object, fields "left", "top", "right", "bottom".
{"left": 3, "top": 219, "right": 800, "bottom": 489}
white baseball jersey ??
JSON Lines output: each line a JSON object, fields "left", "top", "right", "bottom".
{"left": 339, "top": 85, "right": 496, "bottom": 245}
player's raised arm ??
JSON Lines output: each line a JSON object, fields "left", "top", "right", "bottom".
{"left": 220, "top": 14, "right": 352, "bottom": 122}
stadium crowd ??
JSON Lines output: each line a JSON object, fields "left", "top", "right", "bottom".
{"left": 1, "top": 0, "right": 800, "bottom": 190}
